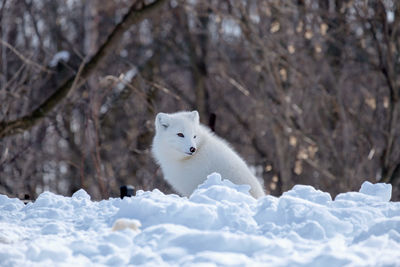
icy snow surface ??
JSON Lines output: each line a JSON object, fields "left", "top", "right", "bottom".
{"left": 1, "top": 173, "right": 400, "bottom": 266}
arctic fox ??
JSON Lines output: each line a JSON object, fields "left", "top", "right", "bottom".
{"left": 151, "top": 111, "right": 265, "bottom": 198}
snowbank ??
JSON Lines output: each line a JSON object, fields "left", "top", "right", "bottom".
{"left": 0, "top": 173, "right": 399, "bottom": 266}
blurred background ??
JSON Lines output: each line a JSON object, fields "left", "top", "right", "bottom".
{"left": 1, "top": 0, "right": 399, "bottom": 201}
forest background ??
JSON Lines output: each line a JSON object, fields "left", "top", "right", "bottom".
{"left": 1, "top": 0, "right": 399, "bottom": 201}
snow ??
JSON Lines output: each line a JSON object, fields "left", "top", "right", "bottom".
{"left": 49, "top": 51, "right": 70, "bottom": 67}
{"left": 1, "top": 173, "right": 399, "bottom": 266}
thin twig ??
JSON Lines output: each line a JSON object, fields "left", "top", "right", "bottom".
{"left": 303, "top": 158, "right": 337, "bottom": 181}
{"left": 0, "top": 62, "right": 26, "bottom": 92}
{"left": 68, "top": 55, "right": 88, "bottom": 98}
{"left": 0, "top": 39, "right": 53, "bottom": 73}
{"left": 102, "top": 75, "right": 148, "bottom": 99}
{"left": 146, "top": 80, "right": 182, "bottom": 101}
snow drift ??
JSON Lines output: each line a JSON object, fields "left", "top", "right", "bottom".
{"left": 0, "top": 173, "right": 399, "bottom": 266}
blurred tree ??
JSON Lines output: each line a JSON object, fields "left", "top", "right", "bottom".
{"left": 0, "top": 0, "right": 399, "bottom": 200}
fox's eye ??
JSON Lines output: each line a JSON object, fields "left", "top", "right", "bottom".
{"left": 177, "top": 133, "right": 184, "bottom": 137}
{"left": 194, "top": 135, "right": 197, "bottom": 139}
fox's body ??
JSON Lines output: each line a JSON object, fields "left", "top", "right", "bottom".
{"left": 151, "top": 111, "right": 265, "bottom": 198}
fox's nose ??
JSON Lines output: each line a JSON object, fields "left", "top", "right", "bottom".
{"left": 190, "top": 147, "right": 196, "bottom": 153}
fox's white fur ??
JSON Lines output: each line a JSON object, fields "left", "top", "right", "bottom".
{"left": 152, "top": 111, "right": 265, "bottom": 198}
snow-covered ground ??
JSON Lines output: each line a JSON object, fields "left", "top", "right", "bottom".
{"left": 1, "top": 173, "right": 399, "bottom": 266}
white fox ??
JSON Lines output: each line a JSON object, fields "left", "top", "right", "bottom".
{"left": 151, "top": 111, "right": 265, "bottom": 198}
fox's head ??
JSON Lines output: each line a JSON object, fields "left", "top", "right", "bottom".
{"left": 155, "top": 111, "right": 200, "bottom": 159}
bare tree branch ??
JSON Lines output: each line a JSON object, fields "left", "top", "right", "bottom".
{"left": 0, "top": 0, "right": 168, "bottom": 139}
{"left": 0, "top": 39, "right": 52, "bottom": 72}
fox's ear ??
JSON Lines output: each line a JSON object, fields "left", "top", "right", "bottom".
{"left": 155, "top": 113, "right": 170, "bottom": 130}
{"left": 190, "top": 110, "right": 200, "bottom": 124}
